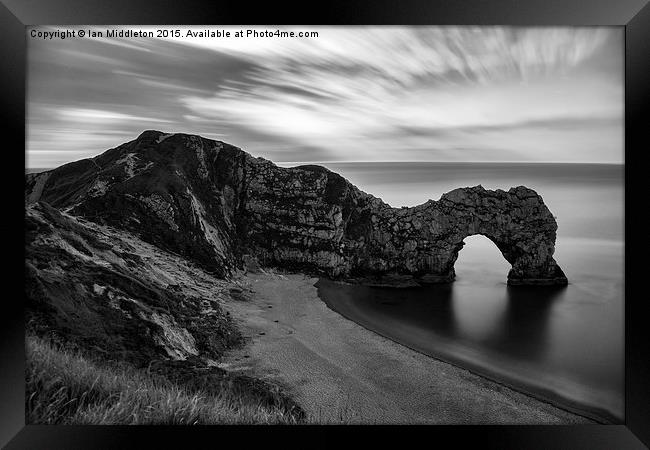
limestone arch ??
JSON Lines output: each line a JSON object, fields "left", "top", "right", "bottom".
{"left": 436, "top": 188, "right": 568, "bottom": 285}
{"left": 403, "top": 186, "right": 568, "bottom": 286}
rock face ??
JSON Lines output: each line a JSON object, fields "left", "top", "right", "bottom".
{"left": 25, "top": 201, "right": 243, "bottom": 365}
{"left": 26, "top": 130, "right": 567, "bottom": 286}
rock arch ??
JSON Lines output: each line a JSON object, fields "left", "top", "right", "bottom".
{"left": 438, "top": 186, "right": 567, "bottom": 285}
{"left": 350, "top": 185, "right": 568, "bottom": 286}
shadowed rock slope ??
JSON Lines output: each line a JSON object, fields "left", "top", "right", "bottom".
{"left": 26, "top": 201, "right": 241, "bottom": 365}
{"left": 25, "top": 201, "right": 305, "bottom": 423}
{"left": 26, "top": 130, "right": 567, "bottom": 286}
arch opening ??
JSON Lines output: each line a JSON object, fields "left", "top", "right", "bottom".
{"left": 453, "top": 234, "right": 512, "bottom": 283}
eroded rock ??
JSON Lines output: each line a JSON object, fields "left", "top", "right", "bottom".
{"left": 26, "top": 130, "right": 567, "bottom": 286}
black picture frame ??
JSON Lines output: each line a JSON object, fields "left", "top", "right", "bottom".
{"left": 3, "top": 1, "right": 649, "bottom": 448}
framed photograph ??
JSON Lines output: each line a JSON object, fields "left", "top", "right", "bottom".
{"left": 3, "top": 0, "right": 649, "bottom": 448}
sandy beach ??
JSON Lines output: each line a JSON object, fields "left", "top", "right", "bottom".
{"left": 220, "top": 272, "right": 594, "bottom": 424}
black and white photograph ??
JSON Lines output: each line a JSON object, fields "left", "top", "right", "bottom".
{"left": 23, "top": 25, "right": 625, "bottom": 426}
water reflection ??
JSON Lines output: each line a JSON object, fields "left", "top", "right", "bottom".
{"left": 316, "top": 280, "right": 458, "bottom": 337}
{"left": 317, "top": 279, "right": 567, "bottom": 362}
{"left": 484, "top": 285, "right": 567, "bottom": 361}
{"left": 316, "top": 275, "right": 621, "bottom": 421}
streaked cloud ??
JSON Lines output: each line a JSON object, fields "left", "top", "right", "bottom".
{"left": 59, "top": 107, "right": 173, "bottom": 124}
{"left": 27, "top": 26, "right": 623, "bottom": 168}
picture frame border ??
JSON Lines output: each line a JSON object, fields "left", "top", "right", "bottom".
{"left": 3, "top": 0, "right": 648, "bottom": 447}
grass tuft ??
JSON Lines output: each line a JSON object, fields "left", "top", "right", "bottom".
{"left": 26, "top": 335, "right": 303, "bottom": 425}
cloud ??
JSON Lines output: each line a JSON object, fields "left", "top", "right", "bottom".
{"left": 181, "top": 40, "right": 622, "bottom": 162}
{"left": 27, "top": 26, "right": 623, "bottom": 167}
{"left": 59, "top": 107, "right": 173, "bottom": 124}
{"left": 168, "top": 27, "right": 612, "bottom": 85}
{"left": 398, "top": 115, "right": 622, "bottom": 138}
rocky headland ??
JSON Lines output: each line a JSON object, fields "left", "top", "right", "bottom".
{"left": 26, "top": 130, "right": 567, "bottom": 287}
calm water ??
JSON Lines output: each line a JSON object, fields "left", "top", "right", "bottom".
{"left": 313, "top": 162, "right": 624, "bottom": 422}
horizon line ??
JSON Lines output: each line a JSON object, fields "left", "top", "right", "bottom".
{"left": 275, "top": 160, "right": 624, "bottom": 165}
{"left": 26, "top": 160, "right": 624, "bottom": 171}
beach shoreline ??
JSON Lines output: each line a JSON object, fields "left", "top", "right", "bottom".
{"left": 316, "top": 278, "right": 617, "bottom": 424}
{"left": 219, "top": 271, "right": 595, "bottom": 424}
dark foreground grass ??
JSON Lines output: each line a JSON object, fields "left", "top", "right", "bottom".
{"left": 26, "top": 335, "right": 304, "bottom": 425}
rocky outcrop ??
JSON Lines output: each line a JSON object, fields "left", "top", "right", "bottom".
{"left": 26, "top": 130, "right": 567, "bottom": 286}
{"left": 25, "top": 201, "right": 243, "bottom": 365}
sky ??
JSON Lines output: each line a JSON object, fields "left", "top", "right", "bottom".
{"left": 26, "top": 26, "right": 623, "bottom": 168}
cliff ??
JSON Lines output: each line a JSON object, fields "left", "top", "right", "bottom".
{"left": 26, "top": 130, "right": 567, "bottom": 286}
